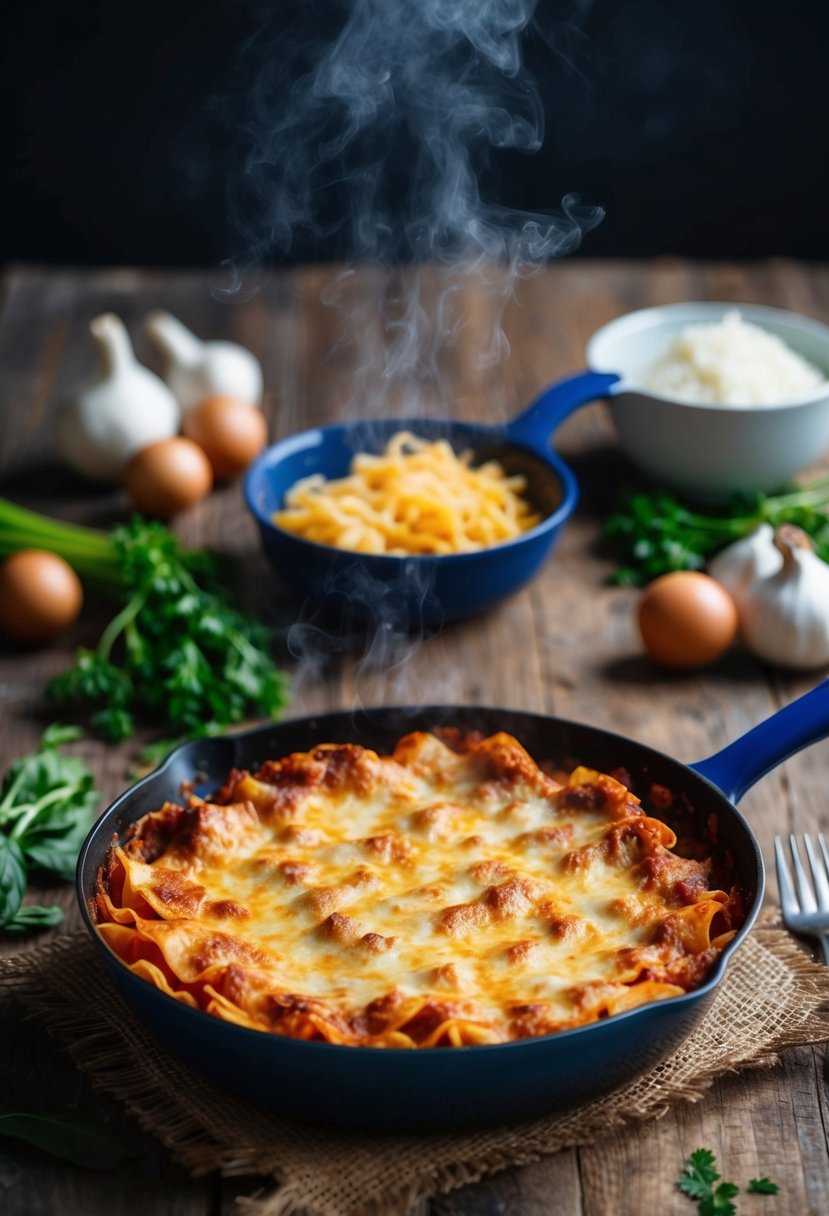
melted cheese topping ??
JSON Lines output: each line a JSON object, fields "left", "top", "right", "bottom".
{"left": 96, "top": 731, "right": 739, "bottom": 1047}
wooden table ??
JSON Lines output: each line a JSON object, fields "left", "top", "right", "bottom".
{"left": 1, "top": 260, "right": 828, "bottom": 1214}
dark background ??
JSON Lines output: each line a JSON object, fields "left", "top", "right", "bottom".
{"left": 3, "top": 0, "right": 827, "bottom": 268}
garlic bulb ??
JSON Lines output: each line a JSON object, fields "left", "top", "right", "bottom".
{"left": 739, "top": 525, "right": 829, "bottom": 669}
{"left": 708, "top": 523, "right": 782, "bottom": 609}
{"left": 56, "top": 314, "right": 181, "bottom": 482}
{"left": 144, "top": 311, "right": 263, "bottom": 412}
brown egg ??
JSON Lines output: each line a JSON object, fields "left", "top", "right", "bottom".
{"left": 0, "top": 549, "right": 83, "bottom": 643}
{"left": 123, "top": 437, "right": 213, "bottom": 518}
{"left": 182, "top": 395, "right": 268, "bottom": 481}
{"left": 637, "top": 571, "right": 738, "bottom": 669}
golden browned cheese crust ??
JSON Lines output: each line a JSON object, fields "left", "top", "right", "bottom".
{"left": 95, "top": 731, "right": 742, "bottom": 1047}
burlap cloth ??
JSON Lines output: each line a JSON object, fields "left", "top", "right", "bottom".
{"left": 2, "top": 926, "right": 828, "bottom": 1216}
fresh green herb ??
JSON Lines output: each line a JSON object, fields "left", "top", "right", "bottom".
{"left": 0, "top": 725, "right": 99, "bottom": 931}
{"left": 603, "top": 478, "right": 829, "bottom": 586}
{"left": 0, "top": 837, "right": 27, "bottom": 926}
{"left": 0, "top": 500, "right": 290, "bottom": 749}
{"left": 0, "top": 1108, "right": 133, "bottom": 1170}
{"left": 678, "top": 1149, "right": 723, "bottom": 1202}
{"left": 2, "top": 904, "right": 65, "bottom": 930}
{"left": 677, "top": 1149, "right": 779, "bottom": 1214}
{"left": 747, "top": 1179, "right": 780, "bottom": 1195}
{"left": 700, "top": 1182, "right": 740, "bottom": 1216}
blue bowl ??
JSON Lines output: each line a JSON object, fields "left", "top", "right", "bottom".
{"left": 244, "top": 372, "right": 619, "bottom": 625}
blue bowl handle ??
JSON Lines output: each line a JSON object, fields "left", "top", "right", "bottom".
{"left": 505, "top": 370, "right": 621, "bottom": 451}
{"left": 691, "top": 678, "right": 829, "bottom": 804}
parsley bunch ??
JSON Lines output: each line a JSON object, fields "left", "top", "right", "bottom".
{"left": 0, "top": 725, "right": 99, "bottom": 932}
{"left": 603, "top": 477, "right": 829, "bottom": 586}
{"left": 0, "top": 500, "right": 289, "bottom": 753}
{"left": 678, "top": 1149, "right": 779, "bottom": 1215}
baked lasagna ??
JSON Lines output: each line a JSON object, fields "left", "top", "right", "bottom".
{"left": 96, "top": 730, "right": 742, "bottom": 1047}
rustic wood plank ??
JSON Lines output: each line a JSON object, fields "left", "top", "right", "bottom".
{"left": 578, "top": 1057, "right": 827, "bottom": 1215}
{"left": 780, "top": 1047, "right": 829, "bottom": 1214}
{"left": 430, "top": 1151, "right": 584, "bottom": 1215}
{"left": 1, "top": 260, "right": 827, "bottom": 1216}
{"left": 0, "top": 266, "right": 233, "bottom": 1216}
{"left": 0, "top": 996, "right": 210, "bottom": 1216}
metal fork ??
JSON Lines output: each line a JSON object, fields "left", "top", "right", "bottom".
{"left": 775, "top": 834, "right": 829, "bottom": 965}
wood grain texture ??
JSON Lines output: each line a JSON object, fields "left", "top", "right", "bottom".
{"left": 1, "top": 260, "right": 827, "bottom": 1215}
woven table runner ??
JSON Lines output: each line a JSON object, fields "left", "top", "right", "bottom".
{"left": 2, "top": 927, "right": 828, "bottom": 1216}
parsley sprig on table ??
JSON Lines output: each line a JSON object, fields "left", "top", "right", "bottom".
{"left": 0, "top": 724, "right": 99, "bottom": 932}
{"left": 0, "top": 499, "right": 289, "bottom": 753}
{"left": 603, "top": 477, "right": 829, "bottom": 586}
{"left": 677, "top": 1149, "right": 779, "bottom": 1215}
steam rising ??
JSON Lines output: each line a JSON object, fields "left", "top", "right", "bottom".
{"left": 233, "top": 0, "right": 601, "bottom": 694}
{"left": 236, "top": 1, "right": 600, "bottom": 264}
{"left": 233, "top": 0, "right": 601, "bottom": 404}
{"left": 286, "top": 563, "right": 442, "bottom": 706}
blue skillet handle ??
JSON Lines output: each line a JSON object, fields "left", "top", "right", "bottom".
{"left": 505, "top": 370, "right": 621, "bottom": 451}
{"left": 691, "top": 679, "right": 829, "bottom": 804}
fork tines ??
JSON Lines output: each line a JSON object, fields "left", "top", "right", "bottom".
{"left": 774, "top": 833, "right": 829, "bottom": 966}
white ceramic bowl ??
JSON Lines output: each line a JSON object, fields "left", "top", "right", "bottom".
{"left": 586, "top": 302, "right": 829, "bottom": 500}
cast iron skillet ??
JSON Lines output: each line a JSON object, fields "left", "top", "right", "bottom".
{"left": 77, "top": 681, "right": 829, "bottom": 1131}
{"left": 244, "top": 371, "right": 618, "bottom": 625}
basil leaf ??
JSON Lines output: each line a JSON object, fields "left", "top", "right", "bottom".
{"left": 4, "top": 904, "right": 64, "bottom": 930}
{"left": 0, "top": 727, "right": 99, "bottom": 932}
{"left": 0, "top": 837, "right": 26, "bottom": 927}
{"left": 0, "top": 1109, "right": 133, "bottom": 1170}
{"left": 22, "top": 839, "right": 83, "bottom": 883}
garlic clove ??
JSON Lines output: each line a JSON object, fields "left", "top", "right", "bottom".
{"left": 56, "top": 313, "right": 181, "bottom": 483}
{"left": 144, "top": 310, "right": 264, "bottom": 412}
{"left": 707, "top": 523, "right": 781, "bottom": 611}
{"left": 739, "top": 525, "right": 829, "bottom": 670}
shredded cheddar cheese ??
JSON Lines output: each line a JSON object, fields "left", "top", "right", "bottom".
{"left": 272, "top": 431, "right": 541, "bottom": 555}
